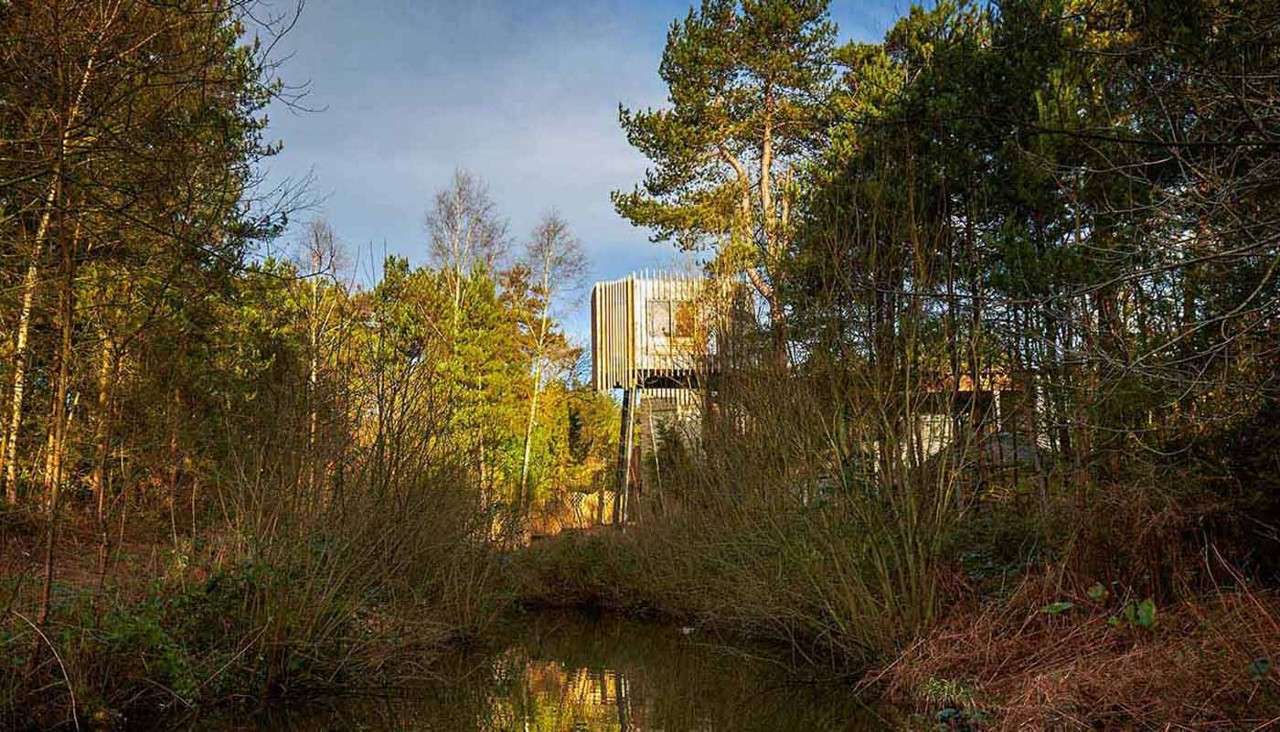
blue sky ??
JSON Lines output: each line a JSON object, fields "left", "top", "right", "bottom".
{"left": 259, "top": 0, "right": 905, "bottom": 339}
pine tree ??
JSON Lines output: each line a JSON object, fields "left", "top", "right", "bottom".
{"left": 614, "top": 0, "right": 837, "bottom": 360}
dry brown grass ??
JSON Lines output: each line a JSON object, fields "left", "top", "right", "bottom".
{"left": 882, "top": 569, "right": 1280, "bottom": 729}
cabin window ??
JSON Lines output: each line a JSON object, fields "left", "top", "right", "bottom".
{"left": 646, "top": 299, "right": 694, "bottom": 338}
{"left": 646, "top": 300, "right": 672, "bottom": 337}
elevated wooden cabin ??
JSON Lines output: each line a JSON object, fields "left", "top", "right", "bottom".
{"left": 591, "top": 272, "right": 707, "bottom": 391}
{"left": 591, "top": 271, "right": 746, "bottom": 524}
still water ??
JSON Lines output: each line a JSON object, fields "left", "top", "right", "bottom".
{"left": 189, "top": 612, "right": 885, "bottom": 731}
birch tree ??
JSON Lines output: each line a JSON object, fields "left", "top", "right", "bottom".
{"left": 517, "top": 211, "right": 585, "bottom": 513}
{"left": 0, "top": 0, "right": 114, "bottom": 503}
{"left": 426, "top": 168, "right": 510, "bottom": 323}
{"left": 297, "top": 219, "right": 346, "bottom": 499}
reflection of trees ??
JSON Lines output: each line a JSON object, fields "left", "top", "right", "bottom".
{"left": 198, "top": 614, "right": 881, "bottom": 731}
{"left": 495, "top": 614, "right": 877, "bottom": 732}
{"left": 488, "top": 614, "right": 883, "bottom": 732}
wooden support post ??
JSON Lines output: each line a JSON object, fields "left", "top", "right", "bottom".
{"left": 648, "top": 409, "right": 662, "bottom": 516}
{"left": 612, "top": 388, "right": 631, "bottom": 526}
{"left": 625, "top": 389, "right": 641, "bottom": 522}
{"left": 613, "top": 387, "right": 640, "bottom": 526}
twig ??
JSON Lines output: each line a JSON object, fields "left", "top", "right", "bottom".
{"left": 139, "top": 676, "right": 192, "bottom": 709}
{"left": 1251, "top": 716, "right": 1280, "bottom": 732}
{"left": 196, "top": 624, "right": 267, "bottom": 693}
{"left": 855, "top": 636, "right": 925, "bottom": 694}
{"left": 11, "top": 609, "right": 79, "bottom": 731}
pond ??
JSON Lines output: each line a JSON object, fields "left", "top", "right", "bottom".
{"left": 182, "top": 612, "right": 887, "bottom": 731}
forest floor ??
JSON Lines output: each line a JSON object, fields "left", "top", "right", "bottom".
{"left": 878, "top": 575, "right": 1280, "bottom": 728}
{"left": 1, "top": 507, "right": 186, "bottom": 610}
{"left": 4, "top": 511, "right": 114, "bottom": 606}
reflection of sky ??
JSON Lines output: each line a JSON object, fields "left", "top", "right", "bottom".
{"left": 257, "top": 0, "right": 900, "bottom": 343}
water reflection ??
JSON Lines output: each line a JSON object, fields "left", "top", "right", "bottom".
{"left": 191, "top": 613, "right": 883, "bottom": 731}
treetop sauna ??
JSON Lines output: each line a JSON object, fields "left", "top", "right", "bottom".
{"left": 591, "top": 271, "right": 704, "bottom": 391}
{"left": 590, "top": 271, "right": 743, "bottom": 523}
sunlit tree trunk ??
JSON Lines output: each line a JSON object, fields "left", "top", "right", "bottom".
{"left": 516, "top": 212, "right": 584, "bottom": 515}
{"left": 36, "top": 209, "right": 80, "bottom": 631}
{"left": 3, "top": 178, "right": 59, "bottom": 503}
{"left": 518, "top": 268, "right": 552, "bottom": 512}
{"left": 757, "top": 86, "right": 790, "bottom": 365}
{"left": 167, "top": 383, "right": 182, "bottom": 548}
{"left": 90, "top": 335, "right": 117, "bottom": 519}
{"left": 2, "top": 52, "right": 96, "bottom": 503}
{"left": 308, "top": 267, "right": 321, "bottom": 498}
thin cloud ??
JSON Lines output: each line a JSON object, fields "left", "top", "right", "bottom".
{"left": 261, "top": 0, "right": 894, "bottom": 342}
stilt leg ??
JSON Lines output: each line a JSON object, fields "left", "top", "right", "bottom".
{"left": 623, "top": 389, "right": 641, "bottom": 523}
{"left": 613, "top": 388, "right": 632, "bottom": 526}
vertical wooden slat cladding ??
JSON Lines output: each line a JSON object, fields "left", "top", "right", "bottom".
{"left": 590, "top": 275, "right": 639, "bottom": 391}
{"left": 591, "top": 272, "right": 724, "bottom": 393}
